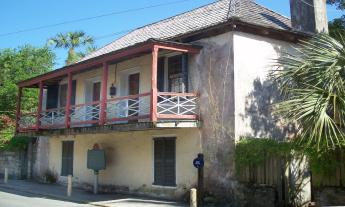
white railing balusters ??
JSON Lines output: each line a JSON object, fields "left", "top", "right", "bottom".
{"left": 157, "top": 93, "right": 198, "bottom": 116}
{"left": 19, "top": 92, "right": 198, "bottom": 131}
{"left": 106, "top": 93, "right": 151, "bottom": 122}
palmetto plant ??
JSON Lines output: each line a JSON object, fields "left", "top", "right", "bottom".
{"left": 271, "top": 34, "right": 345, "bottom": 151}
{"left": 48, "top": 31, "right": 94, "bottom": 65}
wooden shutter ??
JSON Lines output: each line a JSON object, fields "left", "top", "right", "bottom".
{"left": 46, "top": 85, "right": 59, "bottom": 109}
{"left": 59, "top": 80, "right": 76, "bottom": 107}
{"left": 154, "top": 138, "right": 176, "bottom": 186}
{"left": 61, "top": 141, "right": 74, "bottom": 176}
{"left": 71, "top": 80, "right": 77, "bottom": 105}
{"left": 157, "top": 57, "right": 165, "bottom": 92}
{"left": 168, "top": 55, "right": 185, "bottom": 93}
{"left": 59, "top": 84, "right": 68, "bottom": 107}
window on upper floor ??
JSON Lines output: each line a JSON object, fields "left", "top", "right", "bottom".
{"left": 157, "top": 54, "right": 188, "bottom": 93}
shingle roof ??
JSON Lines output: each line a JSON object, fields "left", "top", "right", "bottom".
{"left": 82, "top": 0, "right": 292, "bottom": 61}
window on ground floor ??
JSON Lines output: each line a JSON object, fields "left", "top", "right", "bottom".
{"left": 61, "top": 141, "right": 74, "bottom": 176}
{"left": 153, "top": 137, "right": 176, "bottom": 187}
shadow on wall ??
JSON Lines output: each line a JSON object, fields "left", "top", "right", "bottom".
{"left": 241, "top": 78, "right": 296, "bottom": 140}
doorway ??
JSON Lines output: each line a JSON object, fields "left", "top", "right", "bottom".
{"left": 85, "top": 77, "right": 101, "bottom": 123}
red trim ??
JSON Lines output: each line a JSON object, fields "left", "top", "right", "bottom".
{"left": 18, "top": 126, "right": 37, "bottom": 132}
{"left": 155, "top": 44, "right": 200, "bottom": 54}
{"left": 15, "top": 87, "right": 22, "bottom": 132}
{"left": 36, "top": 82, "right": 44, "bottom": 131}
{"left": 100, "top": 62, "right": 109, "bottom": 125}
{"left": 107, "top": 92, "right": 151, "bottom": 102}
{"left": 71, "top": 101, "right": 101, "bottom": 108}
{"left": 106, "top": 115, "right": 150, "bottom": 123}
{"left": 65, "top": 73, "right": 73, "bottom": 128}
{"left": 150, "top": 46, "right": 159, "bottom": 122}
{"left": 157, "top": 114, "right": 198, "bottom": 120}
{"left": 157, "top": 92, "right": 198, "bottom": 97}
{"left": 18, "top": 41, "right": 201, "bottom": 88}
{"left": 40, "top": 123, "right": 65, "bottom": 129}
{"left": 18, "top": 44, "right": 153, "bottom": 88}
{"left": 41, "top": 107, "right": 66, "bottom": 113}
{"left": 71, "top": 120, "right": 99, "bottom": 126}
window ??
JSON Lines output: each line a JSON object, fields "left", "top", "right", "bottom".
{"left": 168, "top": 55, "right": 184, "bottom": 93}
{"left": 58, "top": 81, "right": 77, "bottom": 108}
{"left": 61, "top": 141, "right": 74, "bottom": 176}
{"left": 153, "top": 137, "right": 176, "bottom": 186}
{"left": 157, "top": 54, "right": 188, "bottom": 93}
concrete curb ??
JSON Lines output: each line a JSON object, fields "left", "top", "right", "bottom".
{"left": 0, "top": 184, "right": 109, "bottom": 207}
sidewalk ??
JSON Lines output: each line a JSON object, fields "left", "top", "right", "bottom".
{"left": 0, "top": 180, "right": 186, "bottom": 207}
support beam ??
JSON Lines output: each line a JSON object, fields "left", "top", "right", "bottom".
{"left": 36, "top": 81, "right": 43, "bottom": 131}
{"left": 65, "top": 73, "right": 73, "bottom": 128}
{"left": 100, "top": 62, "right": 109, "bottom": 125}
{"left": 15, "top": 87, "right": 23, "bottom": 132}
{"left": 151, "top": 46, "right": 159, "bottom": 122}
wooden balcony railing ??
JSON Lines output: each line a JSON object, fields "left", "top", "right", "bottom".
{"left": 17, "top": 92, "right": 199, "bottom": 132}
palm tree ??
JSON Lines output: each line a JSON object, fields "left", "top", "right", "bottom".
{"left": 271, "top": 34, "right": 345, "bottom": 152}
{"left": 48, "top": 31, "right": 94, "bottom": 65}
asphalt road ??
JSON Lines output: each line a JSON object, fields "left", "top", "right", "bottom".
{"left": 0, "top": 188, "right": 92, "bottom": 207}
{"left": 0, "top": 187, "right": 186, "bottom": 207}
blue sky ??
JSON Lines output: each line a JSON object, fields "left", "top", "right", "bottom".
{"left": 0, "top": 0, "right": 343, "bottom": 69}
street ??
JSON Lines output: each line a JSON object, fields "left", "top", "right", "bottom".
{"left": 0, "top": 187, "right": 186, "bottom": 207}
{"left": 0, "top": 188, "right": 92, "bottom": 207}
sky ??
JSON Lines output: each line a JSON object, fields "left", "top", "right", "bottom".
{"left": 0, "top": 0, "right": 343, "bottom": 69}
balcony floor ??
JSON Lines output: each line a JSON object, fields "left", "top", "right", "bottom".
{"left": 16, "top": 120, "right": 200, "bottom": 137}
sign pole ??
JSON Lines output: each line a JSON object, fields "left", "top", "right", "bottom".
{"left": 197, "top": 153, "right": 204, "bottom": 207}
{"left": 94, "top": 170, "right": 99, "bottom": 194}
{"left": 193, "top": 153, "right": 204, "bottom": 207}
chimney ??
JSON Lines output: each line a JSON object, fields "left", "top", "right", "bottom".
{"left": 290, "top": 0, "right": 329, "bottom": 34}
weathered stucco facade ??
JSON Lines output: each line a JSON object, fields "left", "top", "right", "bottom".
{"left": 33, "top": 30, "right": 295, "bottom": 204}
{"left": 41, "top": 128, "right": 201, "bottom": 199}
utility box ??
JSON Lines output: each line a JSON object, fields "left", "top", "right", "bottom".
{"left": 87, "top": 149, "right": 106, "bottom": 171}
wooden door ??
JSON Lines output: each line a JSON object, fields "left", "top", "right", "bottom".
{"left": 128, "top": 73, "right": 140, "bottom": 118}
{"left": 92, "top": 82, "right": 101, "bottom": 121}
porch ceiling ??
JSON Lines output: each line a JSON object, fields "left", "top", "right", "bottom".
{"left": 17, "top": 39, "right": 202, "bottom": 88}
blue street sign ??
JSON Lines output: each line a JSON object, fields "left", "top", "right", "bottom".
{"left": 193, "top": 157, "right": 204, "bottom": 169}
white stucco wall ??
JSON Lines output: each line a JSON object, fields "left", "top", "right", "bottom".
{"left": 47, "top": 128, "right": 201, "bottom": 199}
{"left": 233, "top": 32, "right": 293, "bottom": 140}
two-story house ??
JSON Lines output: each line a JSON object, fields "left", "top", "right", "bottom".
{"left": 16, "top": 0, "right": 327, "bottom": 203}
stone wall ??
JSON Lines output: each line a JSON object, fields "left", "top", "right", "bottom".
{"left": 0, "top": 150, "right": 27, "bottom": 179}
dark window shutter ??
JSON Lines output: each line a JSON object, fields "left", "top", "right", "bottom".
{"left": 157, "top": 57, "right": 165, "bottom": 92}
{"left": 71, "top": 80, "right": 77, "bottom": 105}
{"left": 61, "top": 141, "right": 74, "bottom": 176}
{"left": 154, "top": 138, "right": 176, "bottom": 186}
{"left": 46, "top": 85, "right": 59, "bottom": 109}
{"left": 59, "top": 84, "right": 68, "bottom": 107}
{"left": 59, "top": 81, "right": 76, "bottom": 107}
{"left": 168, "top": 55, "right": 185, "bottom": 93}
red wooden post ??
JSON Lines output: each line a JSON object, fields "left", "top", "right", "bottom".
{"left": 151, "top": 45, "right": 159, "bottom": 122}
{"left": 65, "top": 73, "right": 73, "bottom": 128}
{"left": 36, "top": 81, "right": 44, "bottom": 131}
{"left": 15, "top": 87, "right": 23, "bottom": 132}
{"left": 100, "top": 62, "right": 109, "bottom": 125}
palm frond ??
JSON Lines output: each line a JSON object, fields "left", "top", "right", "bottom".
{"left": 271, "top": 33, "right": 345, "bottom": 151}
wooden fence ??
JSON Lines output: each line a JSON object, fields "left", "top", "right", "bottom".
{"left": 312, "top": 151, "right": 345, "bottom": 187}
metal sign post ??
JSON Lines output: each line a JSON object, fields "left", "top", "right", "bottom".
{"left": 93, "top": 170, "right": 99, "bottom": 194}
{"left": 87, "top": 143, "right": 106, "bottom": 195}
{"left": 193, "top": 153, "right": 204, "bottom": 207}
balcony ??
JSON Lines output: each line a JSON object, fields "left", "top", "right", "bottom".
{"left": 15, "top": 39, "right": 202, "bottom": 135}
{"left": 18, "top": 92, "right": 198, "bottom": 132}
